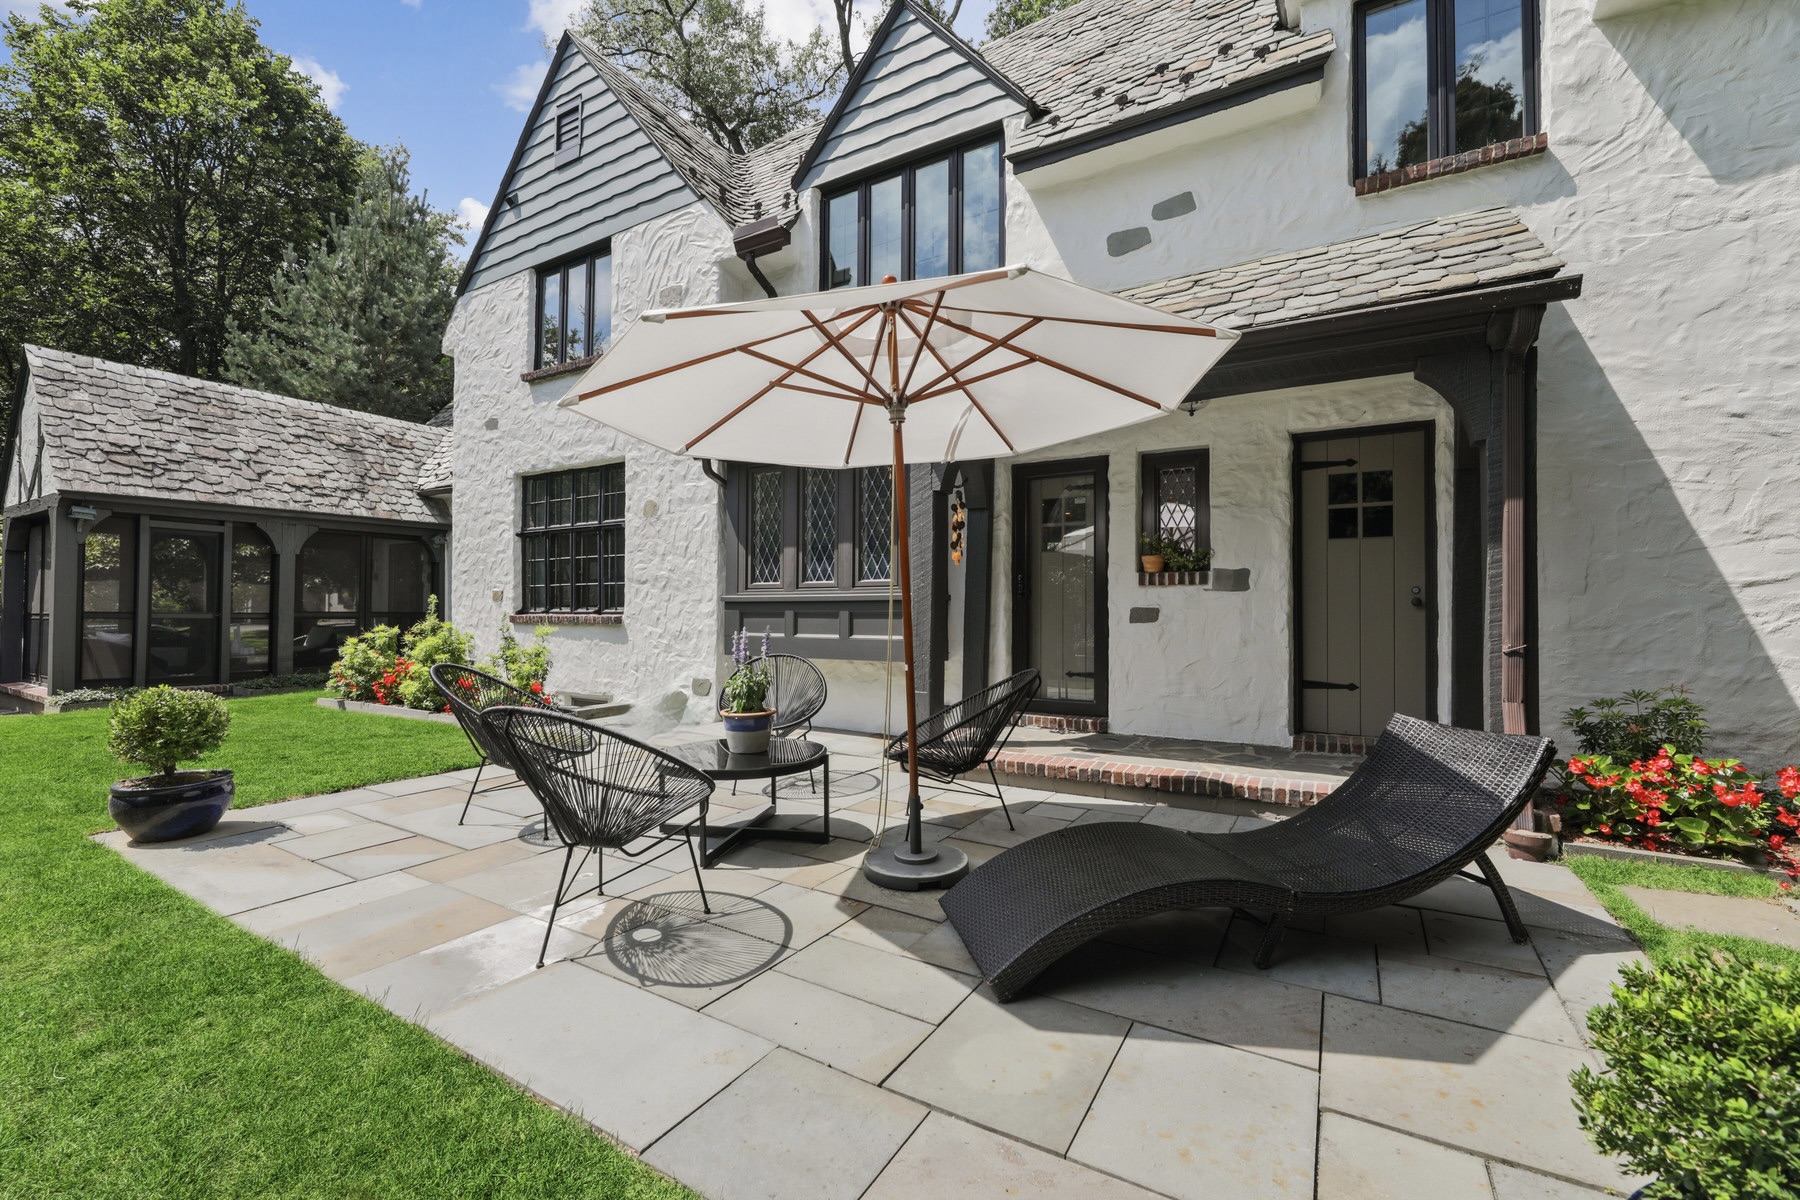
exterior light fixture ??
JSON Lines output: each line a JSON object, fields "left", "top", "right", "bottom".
{"left": 1179, "top": 395, "right": 1209, "bottom": 416}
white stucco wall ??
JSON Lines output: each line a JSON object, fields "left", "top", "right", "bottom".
{"left": 442, "top": 200, "right": 737, "bottom": 723}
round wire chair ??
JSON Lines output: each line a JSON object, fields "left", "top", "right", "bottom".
{"left": 766, "top": 653, "right": 828, "bottom": 737}
{"left": 483, "top": 705, "right": 717, "bottom": 968}
{"left": 430, "top": 662, "right": 559, "bottom": 829}
{"left": 884, "top": 668, "right": 1041, "bottom": 829}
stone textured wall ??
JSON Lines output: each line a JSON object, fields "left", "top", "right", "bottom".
{"left": 442, "top": 200, "right": 734, "bottom": 722}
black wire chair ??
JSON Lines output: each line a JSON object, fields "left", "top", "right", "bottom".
{"left": 732, "top": 653, "right": 829, "bottom": 796}
{"left": 884, "top": 668, "right": 1041, "bottom": 830}
{"left": 431, "top": 662, "right": 562, "bottom": 830}
{"left": 940, "top": 713, "right": 1557, "bottom": 1002}
{"left": 482, "top": 706, "right": 716, "bottom": 969}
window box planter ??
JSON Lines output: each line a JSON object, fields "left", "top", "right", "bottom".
{"left": 1137, "top": 569, "right": 1210, "bottom": 586}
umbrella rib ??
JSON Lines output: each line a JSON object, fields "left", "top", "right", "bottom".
{"left": 912, "top": 306, "right": 1221, "bottom": 336}
{"left": 804, "top": 309, "right": 891, "bottom": 402}
{"left": 905, "top": 313, "right": 1041, "bottom": 399}
{"left": 676, "top": 311, "right": 883, "bottom": 453}
{"left": 737, "top": 346, "right": 880, "bottom": 403}
{"left": 909, "top": 356, "right": 1034, "bottom": 403}
{"left": 897, "top": 291, "right": 947, "bottom": 399}
{"left": 575, "top": 326, "right": 812, "bottom": 401}
{"left": 895, "top": 308, "right": 1016, "bottom": 454}
{"left": 913, "top": 307, "right": 1165, "bottom": 409}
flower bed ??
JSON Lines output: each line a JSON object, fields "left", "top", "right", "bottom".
{"left": 327, "top": 599, "right": 554, "bottom": 712}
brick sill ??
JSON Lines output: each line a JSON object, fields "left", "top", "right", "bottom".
{"left": 1138, "top": 569, "right": 1210, "bottom": 586}
{"left": 1354, "top": 133, "right": 1548, "bottom": 196}
{"left": 520, "top": 354, "right": 601, "bottom": 384}
{"left": 511, "top": 611, "right": 623, "bottom": 626}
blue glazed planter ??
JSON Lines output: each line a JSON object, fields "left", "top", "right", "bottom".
{"left": 720, "top": 709, "right": 775, "bottom": 755}
{"left": 108, "top": 770, "right": 234, "bottom": 843}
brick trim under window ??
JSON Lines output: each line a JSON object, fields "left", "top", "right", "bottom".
{"left": 1355, "top": 133, "right": 1548, "bottom": 196}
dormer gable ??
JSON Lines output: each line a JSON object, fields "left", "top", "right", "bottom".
{"left": 791, "top": 0, "right": 1040, "bottom": 194}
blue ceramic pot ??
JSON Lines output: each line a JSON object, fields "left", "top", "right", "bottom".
{"left": 108, "top": 770, "right": 234, "bottom": 843}
{"left": 721, "top": 709, "right": 775, "bottom": 755}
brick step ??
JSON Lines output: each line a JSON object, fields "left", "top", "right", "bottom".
{"left": 992, "top": 747, "right": 1346, "bottom": 808}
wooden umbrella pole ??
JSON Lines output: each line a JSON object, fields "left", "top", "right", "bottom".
{"left": 891, "top": 413, "right": 926, "bottom": 857}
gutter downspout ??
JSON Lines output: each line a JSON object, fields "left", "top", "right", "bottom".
{"left": 741, "top": 253, "right": 778, "bottom": 299}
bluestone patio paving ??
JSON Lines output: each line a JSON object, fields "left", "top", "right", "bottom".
{"left": 97, "top": 738, "right": 1648, "bottom": 1199}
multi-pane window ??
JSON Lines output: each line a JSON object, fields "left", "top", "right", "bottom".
{"left": 822, "top": 137, "right": 1004, "bottom": 290}
{"left": 732, "top": 466, "right": 900, "bottom": 591}
{"left": 521, "top": 465, "right": 625, "bottom": 612}
{"left": 749, "top": 468, "right": 783, "bottom": 585}
{"left": 1326, "top": 469, "right": 1396, "bottom": 539}
{"left": 857, "top": 467, "right": 893, "bottom": 583}
{"left": 230, "top": 527, "right": 273, "bottom": 679}
{"left": 1140, "top": 450, "right": 1211, "bottom": 561}
{"left": 802, "top": 469, "right": 837, "bottom": 584}
{"left": 1355, "top": 0, "right": 1536, "bottom": 178}
{"left": 537, "top": 247, "right": 613, "bottom": 369}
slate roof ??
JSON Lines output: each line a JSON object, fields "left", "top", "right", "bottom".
{"left": 1117, "top": 208, "right": 1564, "bottom": 329}
{"left": 19, "top": 346, "right": 449, "bottom": 524}
{"left": 981, "top": 0, "right": 1333, "bottom": 163}
{"left": 419, "top": 406, "right": 453, "bottom": 493}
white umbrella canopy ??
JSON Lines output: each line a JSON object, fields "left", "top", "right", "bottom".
{"left": 562, "top": 266, "right": 1238, "bottom": 890}
{"left": 561, "top": 266, "right": 1239, "bottom": 467}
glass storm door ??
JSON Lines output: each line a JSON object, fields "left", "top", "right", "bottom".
{"left": 1014, "top": 460, "right": 1107, "bottom": 715}
{"left": 147, "top": 529, "right": 222, "bottom": 685}
{"left": 1297, "top": 428, "right": 1433, "bottom": 737}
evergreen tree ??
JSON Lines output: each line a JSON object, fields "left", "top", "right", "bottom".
{"left": 224, "top": 147, "right": 460, "bottom": 423}
{"left": 983, "top": 0, "right": 1078, "bottom": 42}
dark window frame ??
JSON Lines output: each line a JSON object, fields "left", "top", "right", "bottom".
{"left": 1351, "top": 0, "right": 1540, "bottom": 181}
{"left": 729, "top": 464, "right": 898, "bottom": 596}
{"left": 293, "top": 529, "right": 439, "bottom": 672}
{"left": 535, "top": 243, "right": 612, "bottom": 370}
{"left": 518, "top": 463, "right": 626, "bottom": 615}
{"left": 554, "top": 99, "right": 583, "bottom": 165}
{"left": 76, "top": 515, "right": 138, "bottom": 686}
{"left": 819, "top": 132, "right": 1006, "bottom": 290}
{"left": 1138, "top": 449, "right": 1212, "bottom": 558}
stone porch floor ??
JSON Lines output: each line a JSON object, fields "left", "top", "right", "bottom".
{"left": 98, "top": 727, "right": 1648, "bottom": 1200}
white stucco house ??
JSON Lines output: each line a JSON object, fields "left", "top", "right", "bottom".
{"left": 435, "top": 0, "right": 1800, "bottom": 767}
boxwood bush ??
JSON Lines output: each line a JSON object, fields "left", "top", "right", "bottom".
{"left": 1573, "top": 950, "right": 1800, "bottom": 1198}
{"left": 108, "top": 685, "right": 232, "bottom": 782}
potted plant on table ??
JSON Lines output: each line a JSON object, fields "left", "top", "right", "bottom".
{"left": 721, "top": 629, "right": 776, "bottom": 754}
{"left": 106, "top": 686, "right": 234, "bottom": 842}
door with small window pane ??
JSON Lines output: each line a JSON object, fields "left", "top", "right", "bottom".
{"left": 1296, "top": 429, "right": 1433, "bottom": 737}
{"left": 1013, "top": 459, "right": 1106, "bottom": 716}
{"left": 147, "top": 529, "right": 221, "bottom": 685}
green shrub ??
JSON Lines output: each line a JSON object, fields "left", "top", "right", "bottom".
{"left": 1572, "top": 951, "right": 1800, "bottom": 1198}
{"left": 1565, "top": 687, "right": 1709, "bottom": 760}
{"left": 234, "top": 670, "right": 330, "bottom": 693}
{"left": 482, "top": 622, "right": 555, "bottom": 693}
{"left": 327, "top": 623, "right": 401, "bottom": 703}
{"left": 393, "top": 598, "right": 473, "bottom": 709}
{"left": 108, "top": 686, "right": 232, "bottom": 781}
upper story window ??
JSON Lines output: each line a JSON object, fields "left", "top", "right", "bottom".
{"left": 554, "top": 100, "right": 582, "bottom": 165}
{"left": 537, "top": 247, "right": 612, "bottom": 369}
{"left": 822, "top": 136, "right": 1003, "bottom": 290}
{"left": 1355, "top": 0, "right": 1538, "bottom": 178}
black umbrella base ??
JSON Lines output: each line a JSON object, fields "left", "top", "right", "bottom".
{"left": 862, "top": 841, "right": 970, "bottom": 891}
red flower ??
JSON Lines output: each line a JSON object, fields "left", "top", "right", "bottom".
{"left": 1566, "top": 757, "right": 1588, "bottom": 775}
{"left": 529, "top": 680, "right": 544, "bottom": 694}
{"left": 1771, "top": 835, "right": 1786, "bottom": 851}
{"left": 1645, "top": 809, "right": 1662, "bottom": 827}
{"left": 1778, "top": 766, "right": 1800, "bottom": 799}
{"left": 1598, "top": 823, "right": 1612, "bottom": 835}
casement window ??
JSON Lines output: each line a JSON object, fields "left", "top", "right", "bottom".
{"left": 738, "top": 464, "right": 894, "bottom": 590}
{"left": 1139, "top": 450, "right": 1211, "bottom": 559}
{"left": 1354, "top": 0, "right": 1538, "bottom": 178}
{"left": 554, "top": 100, "right": 582, "bottom": 165}
{"left": 536, "top": 247, "right": 613, "bottom": 369}
{"left": 520, "top": 465, "right": 625, "bottom": 613}
{"left": 821, "top": 136, "right": 1004, "bottom": 290}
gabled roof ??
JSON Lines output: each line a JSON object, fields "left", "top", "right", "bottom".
{"left": 15, "top": 346, "right": 448, "bottom": 524}
{"left": 985, "top": 0, "right": 1334, "bottom": 169}
{"left": 787, "top": 0, "right": 1040, "bottom": 190}
{"left": 1118, "top": 208, "right": 1564, "bottom": 329}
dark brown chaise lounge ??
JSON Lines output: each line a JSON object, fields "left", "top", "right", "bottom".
{"left": 939, "top": 714, "right": 1555, "bottom": 1002}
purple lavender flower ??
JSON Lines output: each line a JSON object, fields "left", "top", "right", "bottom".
{"left": 759, "top": 629, "right": 770, "bottom": 661}
{"left": 732, "top": 628, "right": 748, "bottom": 667}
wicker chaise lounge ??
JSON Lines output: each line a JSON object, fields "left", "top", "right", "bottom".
{"left": 939, "top": 714, "right": 1555, "bottom": 1002}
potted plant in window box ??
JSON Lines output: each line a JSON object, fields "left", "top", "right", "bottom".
{"left": 721, "top": 629, "right": 776, "bottom": 754}
{"left": 106, "top": 686, "right": 234, "bottom": 843}
{"left": 1139, "top": 533, "right": 1166, "bottom": 574}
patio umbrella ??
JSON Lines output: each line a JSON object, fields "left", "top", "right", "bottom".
{"left": 563, "top": 266, "right": 1239, "bottom": 889}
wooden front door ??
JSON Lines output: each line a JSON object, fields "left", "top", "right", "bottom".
{"left": 1296, "top": 427, "right": 1434, "bottom": 737}
{"left": 1013, "top": 458, "right": 1107, "bottom": 717}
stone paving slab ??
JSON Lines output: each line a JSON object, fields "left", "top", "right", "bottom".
{"left": 1218, "top": 918, "right": 1381, "bottom": 1002}
{"left": 272, "top": 881, "right": 518, "bottom": 978}
{"left": 1620, "top": 885, "right": 1800, "bottom": 948}
{"left": 345, "top": 914, "right": 595, "bottom": 1019}
{"left": 1487, "top": 1162, "right": 1617, "bottom": 1198}
{"left": 1420, "top": 910, "right": 1549, "bottom": 975}
{"left": 645, "top": 1049, "right": 925, "bottom": 1200}
{"left": 863, "top": 1111, "right": 1164, "bottom": 1200}
{"left": 706, "top": 968, "right": 937, "bottom": 1083}
{"left": 777, "top": 930, "right": 979, "bottom": 1023}
{"left": 317, "top": 834, "right": 460, "bottom": 879}
{"left": 97, "top": 827, "right": 354, "bottom": 916}
{"left": 428, "top": 962, "right": 774, "bottom": 1151}
{"left": 1069, "top": 1024, "right": 1319, "bottom": 1200}
{"left": 1377, "top": 951, "right": 1584, "bottom": 1048}
{"left": 1315, "top": 1113, "right": 1494, "bottom": 1199}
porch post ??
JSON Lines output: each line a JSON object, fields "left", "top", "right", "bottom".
{"left": 1491, "top": 307, "right": 1543, "bottom": 739}
{"left": 0, "top": 518, "right": 27, "bottom": 682}
{"left": 46, "top": 503, "right": 81, "bottom": 694}
{"left": 257, "top": 520, "right": 316, "bottom": 677}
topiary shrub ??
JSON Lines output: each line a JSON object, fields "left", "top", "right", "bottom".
{"left": 108, "top": 686, "right": 232, "bottom": 783}
{"left": 1572, "top": 951, "right": 1800, "bottom": 1199}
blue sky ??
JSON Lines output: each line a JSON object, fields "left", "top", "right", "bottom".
{"left": 2, "top": 0, "right": 997, "bottom": 256}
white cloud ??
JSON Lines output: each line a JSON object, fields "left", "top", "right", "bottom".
{"left": 497, "top": 62, "right": 544, "bottom": 112}
{"left": 400, "top": 0, "right": 422, "bottom": 7}
{"left": 457, "top": 197, "right": 491, "bottom": 235}
{"left": 527, "top": 0, "right": 584, "bottom": 40}
{"left": 290, "top": 55, "right": 348, "bottom": 111}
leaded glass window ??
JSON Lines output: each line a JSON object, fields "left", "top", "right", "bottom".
{"left": 802, "top": 469, "right": 837, "bottom": 584}
{"left": 1140, "top": 450, "right": 1211, "bottom": 564}
{"left": 750, "top": 468, "right": 783, "bottom": 585}
{"left": 521, "top": 464, "right": 625, "bottom": 611}
{"left": 858, "top": 466, "right": 892, "bottom": 583}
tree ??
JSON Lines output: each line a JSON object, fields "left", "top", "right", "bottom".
{"left": 982, "top": 0, "right": 1075, "bottom": 42}
{"left": 224, "top": 147, "right": 459, "bottom": 423}
{"left": 570, "top": 0, "right": 839, "bottom": 154}
{"left": 0, "top": 0, "right": 360, "bottom": 381}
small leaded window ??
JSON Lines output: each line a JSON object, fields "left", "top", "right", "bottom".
{"left": 1326, "top": 469, "right": 1395, "bottom": 540}
{"left": 802, "top": 469, "right": 837, "bottom": 584}
{"left": 857, "top": 466, "right": 893, "bottom": 583}
{"left": 521, "top": 464, "right": 625, "bottom": 612}
{"left": 1140, "top": 449, "right": 1211, "bottom": 564}
{"left": 749, "top": 468, "right": 783, "bottom": 585}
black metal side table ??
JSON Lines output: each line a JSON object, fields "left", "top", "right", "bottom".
{"left": 658, "top": 737, "right": 831, "bottom": 868}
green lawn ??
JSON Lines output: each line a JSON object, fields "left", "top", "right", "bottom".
{"left": 1566, "top": 853, "right": 1800, "bottom": 971}
{"left": 0, "top": 692, "right": 694, "bottom": 1200}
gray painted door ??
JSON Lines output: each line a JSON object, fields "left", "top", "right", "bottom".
{"left": 1298, "top": 429, "right": 1431, "bottom": 737}
{"left": 1014, "top": 461, "right": 1106, "bottom": 714}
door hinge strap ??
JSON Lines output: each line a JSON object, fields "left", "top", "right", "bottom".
{"left": 1299, "top": 458, "right": 1358, "bottom": 470}
{"left": 1502, "top": 643, "right": 1528, "bottom": 657}
{"left": 1300, "top": 679, "right": 1359, "bottom": 691}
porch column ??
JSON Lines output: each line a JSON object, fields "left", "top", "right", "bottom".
{"left": 46, "top": 503, "right": 82, "bottom": 694}
{"left": 257, "top": 521, "right": 316, "bottom": 677}
{"left": 1489, "top": 307, "right": 1543, "bottom": 738}
{"left": 0, "top": 518, "right": 28, "bottom": 682}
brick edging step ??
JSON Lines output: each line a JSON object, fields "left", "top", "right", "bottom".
{"left": 992, "top": 750, "right": 1340, "bottom": 808}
